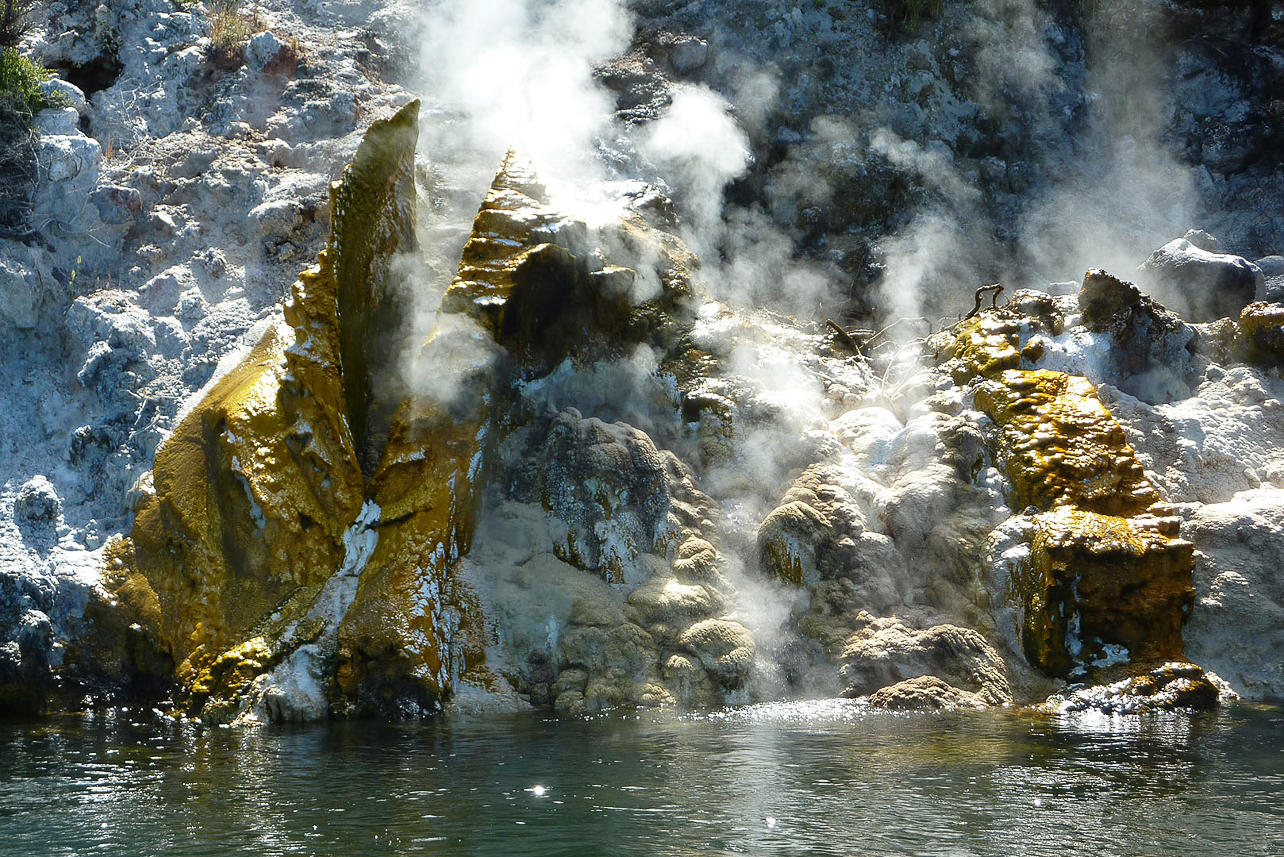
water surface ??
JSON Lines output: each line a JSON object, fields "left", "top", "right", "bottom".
{"left": 2, "top": 700, "right": 1281, "bottom": 856}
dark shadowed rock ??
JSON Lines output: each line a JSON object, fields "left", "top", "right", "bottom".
{"left": 1077, "top": 269, "right": 1195, "bottom": 400}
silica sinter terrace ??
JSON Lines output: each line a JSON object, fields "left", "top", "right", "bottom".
{"left": 2, "top": 701, "right": 1281, "bottom": 856}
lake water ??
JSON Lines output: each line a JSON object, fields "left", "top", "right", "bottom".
{"left": 1, "top": 700, "right": 1281, "bottom": 856}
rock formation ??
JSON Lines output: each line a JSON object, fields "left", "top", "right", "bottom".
{"left": 2, "top": 0, "right": 1282, "bottom": 722}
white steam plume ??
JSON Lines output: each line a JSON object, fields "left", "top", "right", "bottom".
{"left": 414, "top": 0, "right": 632, "bottom": 189}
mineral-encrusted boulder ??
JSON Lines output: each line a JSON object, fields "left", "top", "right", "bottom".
{"left": 1052, "top": 661, "right": 1220, "bottom": 714}
{"left": 1238, "top": 301, "right": 1284, "bottom": 364}
{"left": 1136, "top": 238, "right": 1264, "bottom": 322}
{"left": 1017, "top": 509, "right": 1194, "bottom": 677}
{"left": 839, "top": 613, "right": 1012, "bottom": 705}
{"left": 1077, "top": 269, "right": 1195, "bottom": 395}
{"left": 13, "top": 476, "right": 61, "bottom": 528}
{"left": 1182, "top": 488, "right": 1284, "bottom": 699}
{"left": 974, "top": 369, "right": 1161, "bottom": 517}
{"left": 950, "top": 302, "right": 1199, "bottom": 682}
{"left": 869, "top": 675, "right": 987, "bottom": 710}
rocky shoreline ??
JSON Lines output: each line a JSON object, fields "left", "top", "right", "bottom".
{"left": 1, "top": 0, "right": 1281, "bottom": 720}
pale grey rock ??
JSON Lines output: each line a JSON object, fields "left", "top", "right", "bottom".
{"left": 0, "top": 255, "right": 44, "bottom": 330}
{"left": 1136, "top": 238, "right": 1265, "bottom": 322}
{"left": 671, "top": 37, "right": 708, "bottom": 74}
{"left": 839, "top": 613, "right": 1012, "bottom": 705}
{"left": 40, "top": 79, "right": 88, "bottom": 116}
{"left": 36, "top": 134, "right": 99, "bottom": 185}
{"left": 247, "top": 30, "right": 288, "bottom": 71}
{"left": 1182, "top": 488, "right": 1284, "bottom": 701}
{"left": 249, "top": 198, "right": 305, "bottom": 243}
{"left": 1258, "top": 256, "right": 1284, "bottom": 302}
{"left": 33, "top": 108, "right": 81, "bottom": 136}
{"left": 153, "top": 316, "right": 190, "bottom": 357}
{"left": 14, "top": 477, "right": 61, "bottom": 527}
{"left": 139, "top": 265, "right": 196, "bottom": 315}
{"left": 1183, "top": 229, "right": 1220, "bottom": 253}
{"left": 90, "top": 185, "right": 142, "bottom": 225}
{"left": 175, "top": 287, "right": 209, "bottom": 322}
{"left": 66, "top": 293, "right": 157, "bottom": 357}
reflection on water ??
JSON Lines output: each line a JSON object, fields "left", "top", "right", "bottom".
{"left": 1, "top": 701, "right": 1281, "bottom": 856}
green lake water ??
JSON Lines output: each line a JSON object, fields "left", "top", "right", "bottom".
{"left": 1, "top": 699, "right": 1280, "bottom": 856}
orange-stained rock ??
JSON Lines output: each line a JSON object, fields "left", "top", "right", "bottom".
{"left": 125, "top": 103, "right": 419, "bottom": 720}
{"left": 1239, "top": 301, "right": 1284, "bottom": 364}
{"left": 944, "top": 302, "right": 1198, "bottom": 682}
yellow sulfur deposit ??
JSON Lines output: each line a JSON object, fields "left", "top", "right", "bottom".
{"left": 943, "top": 311, "right": 1023, "bottom": 385}
{"left": 125, "top": 103, "right": 419, "bottom": 720}
{"left": 116, "top": 104, "right": 703, "bottom": 719}
{"left": 1018, "top": 509, "right": 1193, "bottom": 676}
{"left": 1238, "top": 301, "right": 1284, "bottom": 364}
{"left": 974, "top": 369, "right": 1159, "bottom": 517}
{"left": 955, "top": 305, "right": 1196, "bottom": 677}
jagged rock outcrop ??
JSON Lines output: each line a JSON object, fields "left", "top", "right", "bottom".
{"left": 93, "top": 95, "right": 747, "bottom": 720}
{"left": 121, "top": 102, "right": 420, "bottom": 721}
{"left": 922, "top": 285, "right": 1200, "bottom": 682}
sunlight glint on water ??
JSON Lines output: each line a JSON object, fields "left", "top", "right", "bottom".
{"left": 0, "top": 702, "right": 1281, "bottom": 856}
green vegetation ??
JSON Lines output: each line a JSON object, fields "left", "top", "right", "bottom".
{"left": 0, "top": 0, "right": 35, "bottom": 49}
{"left": 0, "top": 46, "right": 67, "bottom": 235}
{"left": 888, "top": 0, "right": 944, "bottom": 31}
{"left": 209, "top": 0, "right": 259, "bottom": 66}
{"left": 0, "top": 46, "right": 54, "bottom": 117}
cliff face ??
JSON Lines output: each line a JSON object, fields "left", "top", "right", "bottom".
{"left": 2, "top": 0, "right": 1284, "bottom": 718}
{"left": 120, "top": 103, "right": 417, "bottom": 722}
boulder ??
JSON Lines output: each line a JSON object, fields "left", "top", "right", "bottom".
{"left": 839, "top": 613, "right": 1012, "bottom": 705}
{"left": 868, "top": 675, "right": 987, "bottom": 710}
{"left": 1182, "top": 488, "right": 1284, "bottom": 700}
{"left": 1052, "top": 662, "right": 1220, "bottom": 714}
{"left": 14, "top": 477, "right": 60, "bottom": 527}
{"left": 1256, "top": 256, "right": 1283, "bottom": 302}
{"left": 1077, "top": 269, "right": 1195, "bottom": 399}
{"left": 1136, "top": 238, "right": 1264, "bottom": 322}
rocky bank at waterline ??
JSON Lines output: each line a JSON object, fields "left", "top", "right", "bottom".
{"left": 1, "top": 0, "right": 1282, "bottom": 722}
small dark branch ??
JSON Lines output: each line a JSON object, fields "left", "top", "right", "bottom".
{"left": 964, "top": 283, "right": 1004, "bottom": 320}
{"left": 826, "top": 319, "right": 861, "bottom": 353}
